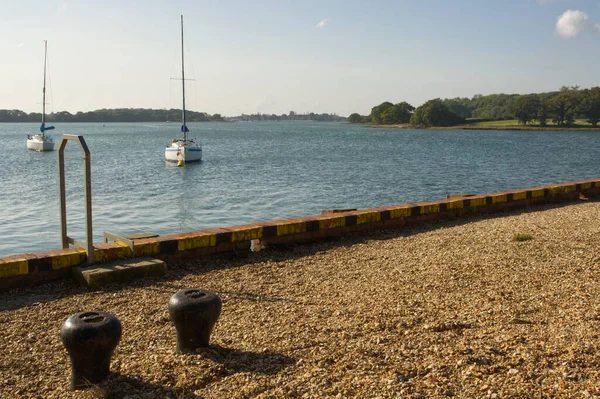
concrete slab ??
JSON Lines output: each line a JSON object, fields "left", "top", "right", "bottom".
{"left": 73, "top": 257, "right": 166, "bottom": 288}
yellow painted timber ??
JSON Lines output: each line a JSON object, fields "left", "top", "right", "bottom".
{"left": 580, "top": 182, "right": 592, "bottom": 190}
{"left": 512, "top": 191, "right": 527, "bottom": 200}
{"left": 389, "top": 207, "right": 412, "bottom": 219}
{"left": 549, "top": 186, "right": 561, "bottom": 195}
{"left": 94, "top": 243, "right": 131, "bottom": 263}
{"left": 420, "top": 204, "right": 440, "bottom": 214}
{"left": 356, "top": 211, "right": 381, "bottom": 224}
{"left": 135, "top": 240, "right": 161, "bottom": 256}
{"left": 230, "top": 226, "right": 263, "bottom": 242}
{"left": 0, "top": 260, "right": 28, "bottom": 278}
{"left": 177, "top": 234, "right": 216, "bottom": 251}
{"left": 52, "top": 250, "right": 86, "bottom": 270}
{"left": 469, "top": 197, "right": 487, "bottom": 207}
{"left": 446, "top": 200, "right": 464, "bottom": 210}
{"left": 277, "top": 221, "right": 307, "bottom": 236}
{"left": 491, "top": 194, "right": 507, "bottom": 204}
{"left": 562, "top": 184, "right": 576, "bottom": 193}
{"left": 531, "top": 189, "right": 545, "bottom": 198}
{"left": 319, "top": 216, "right": 345, "bottom": 229}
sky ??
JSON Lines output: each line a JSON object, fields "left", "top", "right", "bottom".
{"left": 1, "top": 0, "right": 599, "bottom": 117}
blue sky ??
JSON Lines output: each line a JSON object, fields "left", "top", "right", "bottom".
{"left": 1, "top": 0, "right": 599, "bottom": 117}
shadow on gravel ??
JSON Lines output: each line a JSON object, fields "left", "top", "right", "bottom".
{"left": 90, "top": 346, "right": 295, "bottom": 399}
{"left": 0, "top": 279, "right": 89, "bottom": 312}
{"left": 195, "top": 344, "right": 296, "bottom": 374}
{"left": 93, "top": 373, "right": 204, "bottom": 399}
{"left": 89, "top": 374, "right": 173, "bottom": 399}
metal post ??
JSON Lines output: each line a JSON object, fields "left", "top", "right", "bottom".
{"left": 58, "top": 140, "right": 68, "bottom": 249}
{"left": 83, "top": 139, "right": 93, "bottom": 263}
{"left": 58, "top": 135, "right": 94, "bottom": 264}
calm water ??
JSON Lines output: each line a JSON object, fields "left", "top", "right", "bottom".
{"left": 1, "top": 122, "right": 598, "bottom": 258}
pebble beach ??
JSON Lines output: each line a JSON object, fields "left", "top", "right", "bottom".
{"left": 2, "top": 200, "right": 600, "bottom": 398}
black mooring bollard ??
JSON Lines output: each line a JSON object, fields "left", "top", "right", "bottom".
{"left": 168, "top": 288, "right": 222, "bottom": 353}
{"left": 60, "top": 311, "right": 122, "bottom": 390}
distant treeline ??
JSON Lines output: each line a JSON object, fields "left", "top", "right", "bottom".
{"left": 0, "top": 108, "right": 346, "bottom": 123}
{"left": 350, "top": 86, "right": 600, "bottom": 127}
{"left": 224, "top": 111, "right": 346, "bottom": 122}
{"left": 0, "top": 108, "right": 224, "bottom": 123}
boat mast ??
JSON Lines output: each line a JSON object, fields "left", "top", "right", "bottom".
{"left": 41, "top": 40, "right": 47, "bottom": 136}
{"left": 180, "top": 15, "right": 188, "bottom": 141}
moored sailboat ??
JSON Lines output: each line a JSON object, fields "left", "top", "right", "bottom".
{"left": 27, "top": 40, "right": 55, "bottom": 152}
{"left": 165, "top": 15, "right": 202, "bottom": 165}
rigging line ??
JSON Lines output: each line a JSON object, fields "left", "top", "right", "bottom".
{"left": 194, "top": 77, "right": 198, "bottom": 115}
{"left": 169, "top": 21, "right": 180, "bottom": 112}
{"left": 46, "top": 44, "right": 54, "bottom": 117}
{"left": 167, "top": 23, "right": 196, "bottom": 108}
{"left": 184, "top": 31, "right": 198, "bottom": 113}
{"left": 184, "top": 30, "right": 196, "bottom": 81}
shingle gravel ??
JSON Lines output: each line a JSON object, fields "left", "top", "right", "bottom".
{"left": 2, "top": 201, "right": 600, "bottom": 398}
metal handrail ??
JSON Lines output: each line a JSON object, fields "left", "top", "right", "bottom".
{"left": 58, "top": 135, "right": 94, "bottom": 264}
{"left": 103, "top": 232, "right": 134, "bottom": 258}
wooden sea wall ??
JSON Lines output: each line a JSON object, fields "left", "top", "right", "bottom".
{"left": 1, "top": 179, "right": 599, "bottom": 292}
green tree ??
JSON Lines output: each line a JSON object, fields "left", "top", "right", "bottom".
{"left": 380, "top": 102, "right": 415, "bottom": 124}
{"left": 348, "top": 113, "right": 362, "bottom": 123}
{"left": 409, "top": 99, "right": 463, "bottom": 127}
{"left": 548, "top": 88, "right": 580, "bottom": 126}
{"left": 53, "top": 111, "right": 73, "bottom": 122}
{"left": 370, "top": 101, "right": 393, "bottom": 124}
{"left": 442, "top": 98, "right": 473, "bottom": 119}
{"left": 538, "top": 101, "right": 549, "bottom": 127}
{"left": 579, "top": 87, "right": 600, "bottom": 127}
{"left": 470, "top": 93, "right": 518, "bottom": 120}
{"left": 511, "top": 94, "right": 540, "bottom": 125}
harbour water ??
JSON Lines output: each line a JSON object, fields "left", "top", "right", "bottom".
{"left": 1, "top": 121, "right": 598, "bottom": 258}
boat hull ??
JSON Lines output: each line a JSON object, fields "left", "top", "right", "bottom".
{"left": 165, "top": 141, "right": 202, "bottom": 163}
{"left": 27, "top": 135, "right": 55, "bottom": 152}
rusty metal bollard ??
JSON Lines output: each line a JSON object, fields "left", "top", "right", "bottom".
{"left": 60, "top": 311, "right": 122, "bottom": 390}
{"left": 168, "top": 288, "right": 222, "bottom": 353}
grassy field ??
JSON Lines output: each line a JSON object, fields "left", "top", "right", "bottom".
{"left": 367, "top": 119, "right": 600, "bottom": 131}
{"left": 467, "top": 119, "right": 522, "bottom": 127}
{"left": 463, "top": 118, "right": 598, "bottom": 129}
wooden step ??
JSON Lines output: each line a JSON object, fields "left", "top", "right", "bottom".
{"left": 73, "top": 257, "right": 166, "bottom": 288}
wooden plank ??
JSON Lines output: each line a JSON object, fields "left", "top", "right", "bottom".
{"left": 123, "top": 233, "right": 159, "bottom": 240}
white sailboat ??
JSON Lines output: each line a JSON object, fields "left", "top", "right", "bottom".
{"left": 27, "top": 40, "right": 55, "bottom": 152}
{"left": 165, "top": 15, "right": 202, "bottom": 165}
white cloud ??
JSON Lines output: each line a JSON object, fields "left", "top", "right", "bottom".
{"left": 595, "top": 23, "right": 600, "bottom": 33}
{"left": 556, "top": 9, "right": 589, "bottom": 38}
{"left": 316, "top": 18, "right": 331, "bottom": 29}
{"left": 17, "top": 43, "right": 24, "bottom": 48}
